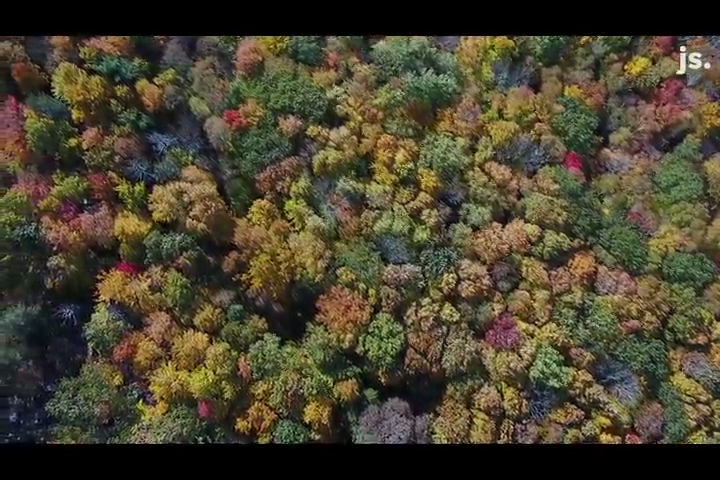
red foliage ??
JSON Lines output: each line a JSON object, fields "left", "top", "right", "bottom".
{"left": 484, "top": 313, "right": 522, "bottom": 350}
{"left": 325, "top": 52, "right": 341, "bottom": 70}
{"left": 13, "top": 172, "right": 51, "bottom": 205}
{"left": 652, "top": 36, "right": 676, "bottom": 56}
{"left": 315, "top": 285, "right": 372, "bottom": 338}
{"left": 113, "top": 136, "right": 144, "bottom": 159}
{"left": 626, "top": 206, "right": 657, "bottom": 235}
{"left": 620, "top": 319, "right": 642, "bottom": 334}
{"left": 1, "top": 95, "right": 28, "bottom": 161}
{"left": 655, "top": 79, "right": 684, "bottom": 106}
{"left": 116, "top": 261, "right": 141, "bottom": 276}
{"left": 11, "top": 61, "right": 45, "bottom": 93}
{"left": 634, "top": 401, "right": 664, "bottom": 442}
{"left": 237, "top": 355, "right": 252, "bottom": 382}
{"left": 59, "top": 202, "right": 81, "bottom": 222}
{"left": 87, "top": 172, "right": 115, "bottom": 201}
{"left": 255, "top": 156, "right": 304, "bottom": 199}
{"left": 222, "top": 109, "right": 248, "bottom": 131}
{"left": 624, "top": 433, "right": 642, "bottom": 444}
{"left": 81, "top": 127, "right": 104, "bottom": 150}
{"left": 234, "top": 39, "right": 265, "bottom": 76}
{"left": 563, "top": 151, "right": 583, "bottom": 173}
{"left": 197, "top": 399, "right": 213, "bottom": 419}
{"left": 112, "top": 332, "right": 142, "bottom": 364}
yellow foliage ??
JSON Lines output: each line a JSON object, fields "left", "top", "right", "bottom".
{"left": 148, "top": 167, "right": 233, "bottom": 239}
{"left": 287, "top": 232, "right": 330, "bottom": 284}
{"left": 171, "top": 330, "right": 211, "bottom": 370}
{"left": 468, "top": 410, "right": 497, "bottom": 443}
{"left": 308, "top": 126, "right": 361, "bottom": 175}
{"left": 154, "top": 68, "right": 178, "bottom": 87}
{"left": 235, "top": 402, "right": 277, "bottom": 442}
{"left": 562, "top": 84, "right": 595, "bottom": 109}
{"left": 487, "top": 120, "right": 520, "bottom": 148}
{"left": 333, "top": 379, "right": 360, "bottom": 404}
{"left": 238, "top": 98, "right": 264, "bottom": 127}
{"left": 135, "top": 79, "right": 163, "bottom": 113}
{"left": 598, "top": 433, "right": 622, "bottom": 444}
{"left": 247, "top": 198, "right": 281, "bottom": 229}
{"left": 567, "top": 251, "right": 597, "bottom": 284}
{"left": 704, "top": 156, "right": 720, "bottom": 203}
{"left": 257, "top": 36, "right": 290, "bottom": 55}
{"left": 303, "top": 399, "right": 333, "bottom": 431}
{"left": 114, "top": 211, "right": 152, "bottom": 244}
{"left": 624, "top": 56, "right": 652, "bottom": 78}
{"left": 149, "top": 362, "right": 190, "bottom": 403}
{"left": 670, "top": 372, "right": 712, "bottom": 404}
{"left": 520, "top": 257, "right": 551, "bottom": 289}
{"left": 114, "top": 84, "right": 133, "bottom": 102}
{"left": 51, "top": 62, "right": 108, "bottom": 122}
{"left": 457, "top": 36, "right": 516, "bottom": 87}
{"left": 187, "top": 367, "right": 217, "bottom": 399}
{"left": 138, "top": 399, "right": 169, "bottom": 421}
{"left": 372, "top": 134, "right": 418, "bottom": 186}
{"left": 97, "top": 269, "right": 157, "bottom": 312}
{"left": 647, "top": 225, "right": 687, "bottom": 269}
{"left": 548, "top": 403, "right": 585, "bottom": 426}
{"left": 697, "top": 101, "right": 720, "bottom": 135}
{"left": 133, "top": 338, "right": 164, "bottom": 373}
{"left": 192, "top": 304, "right": 226, "bottom": 334}
{"left": 499, "top": 383, "right": 525, "bottom": 419}
{"left": 417, "top": 167, "right": 441, "bottom": 195}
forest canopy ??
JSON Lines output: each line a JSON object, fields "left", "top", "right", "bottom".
{"left": 4, "top": 35, "right": 720, "bottom": 444}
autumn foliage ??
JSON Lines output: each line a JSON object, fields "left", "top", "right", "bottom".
{"left": 6, "top": 35, "right": 720, "bottom": 445}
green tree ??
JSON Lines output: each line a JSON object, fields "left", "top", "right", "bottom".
{"left": 529, "top": 344, "right": 571, "bottom": 389}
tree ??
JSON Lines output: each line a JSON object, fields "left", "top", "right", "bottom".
{"left": 354, "top": 398, "right": 430, "bottom": 444}
{"left": 46, "top": 362, "right": 136, "bottom": 443}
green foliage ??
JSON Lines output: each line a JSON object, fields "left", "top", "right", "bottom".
{"left": 273, "top": 419, "right": 311, "bottom": 443}
{"left": 529, "top": 344, "right": 571, "bottom": 389}
{"left": 24, "top": 112, "right": 77, "bottom": 157}
{"left": 227, "top": 122, "right": 292, "bottom": 177}
{"left": 162, "top": 269, "right": 195, "bottom": 315}
{"left": 529, "top": 36, "right": 573, "bottom": 65}
{"left": 46, "top": 363, "right": 136, "bottom": 443}
{"left": 144, "top": 231, "right": 199, "bottom": 265}
{"left": 25, "top": 93, "right": 70, "bottom": 119}
{"left": 551, "top": 96, "right": 599, "bottom": 156}
{"left": 220, "top": 308, "right": 268, "bottom": 352}
{"left": 230, "top": 64, "right": 328, "bottom": 122}
{"left": 653, "top": 139, "right": 705, "bottom": 208}
{"left": 357, "top": 313, "right": 406, "bottom": 371}
{"left": 83, "top": 305, "right": 130, "bottom": 357}
{"left": 597, "top": 36, "right": 633, "bottom": 53}
{"left": 88, "top": 56, "right": 148, "bottom": 84}
{"left": 659, "top": 383, "right": 692, "bottom": 443}
{"left": 287, "top": 36, "right": 325, "bottom": 67}
{"left": 611, "top": 336, "right": 668, "bottom": 382}
{"left": 559, "top": 296, "right": 622, "bottom": 352}
{"left": 129, "top": 405, "right": 205, "bottom": 443}
{"left": 598, "top": 224, "right": 648, "bottom": 275}
{"left": 395, "top": 70, "right": 461, "bottom": 112}
{"left": 370, "top": 36, "right": 457, "bottom": 83}
{"left": 8, "top": 35, "right": 720, "bottom": 445}
{"left": 418, "top": 134, "right": 471, "bottom": 179}
{"left": 0, "top": 304, "right": 41, "bottom": 370}
{"left": 334, "top": 241, "right": 385, "bottom": 287}
{"left": 661, "top": 252, "right": 716, "bottom": 290}
{"left": 665, "top": 285, "right": 714, "bottom": 343}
